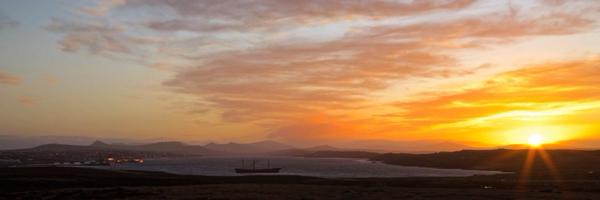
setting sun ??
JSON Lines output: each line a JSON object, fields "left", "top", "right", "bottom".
{"left": 528, "top": 134, "right": 544, "bottom": 147}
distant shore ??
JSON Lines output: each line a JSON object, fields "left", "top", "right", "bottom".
{"left": 83, "top": 156, "right": 506, "bottom": 178}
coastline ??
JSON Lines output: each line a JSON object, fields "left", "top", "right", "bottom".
{"left": 86, "top": 156, "right": 507, "bottom": 178}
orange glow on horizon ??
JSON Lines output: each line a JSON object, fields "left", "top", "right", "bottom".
{"left": 528, "top": 134, "right": 543, "bottom": 147}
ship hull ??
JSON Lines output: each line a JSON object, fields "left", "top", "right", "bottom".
{"left": 234, "top": 168, "right": 282, "bottom": 173}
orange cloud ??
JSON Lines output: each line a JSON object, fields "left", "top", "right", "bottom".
{"left": 18, "top": 95, "right": 35, "bottom": 106}
{"left": 0, "top": 70, "right": 21, "bottom": 85}
{"left": 391, "top": 56, "right": 600, "bottom": 144}
{"left": 164, "top": 5, "right": 595, "bottom": 125}
{"left": 41, "top": 74, "right": 59, "bottom": 86}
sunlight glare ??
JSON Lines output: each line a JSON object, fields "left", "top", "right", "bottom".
{"left": 528, "top": 134, "right": 543, "bottom": 147}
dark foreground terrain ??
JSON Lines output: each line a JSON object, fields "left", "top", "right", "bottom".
{"left": 374, "top": 149, "right": 600, "bottom": 178}
{"left": 2, "top": 167, "right": 600, "bottom": 200}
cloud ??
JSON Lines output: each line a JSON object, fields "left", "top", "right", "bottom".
{"left": 80, "top": 0, "right": 126, "bottom": 16}
{"left": 164, "top": 5, "right": 596, "bottom": 125}
{"left": 45, "top": 18, "right": 131, "bottom": 54}
{"left": 0, "top": 12, "right": 18, "bottom": 30}
{"left": 42, "top": 74, "right": 59, "bottom": 86}
{"left": 267, "top": 56, "right": 600, "bottom": 145}
{"left": 47, "top": 0, "right": 478, "bottom": 62}
{"left": 390, "top": 56, "right": 600, "bottom": 141}
{"left": 539, "top": 0, "right": 567, "bottom": 6}
{"left": 49, "top": 0, "right": 599, "bottom": 61}
{"left": 126, "top": 0, "right": 477, "bottom": 32}
{"left": 0, "top": 70, "right": 21, "bottom": 85}
{"left": 47, "top": 0, "right": 600, "bottom": 144}
{"left": 18, "top": 95, "right": 35, "bottom": 106}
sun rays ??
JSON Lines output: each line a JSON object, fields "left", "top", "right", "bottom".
{"left": 516, "top": 144, "right": 566, "bottom": 199}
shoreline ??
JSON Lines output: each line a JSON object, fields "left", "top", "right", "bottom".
{"left": 87, "top": 156, "right": 508, "bottom": 178}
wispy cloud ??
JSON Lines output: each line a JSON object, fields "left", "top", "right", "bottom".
{"left": 390, "top": 56, "right": 600, "bottom": 142}
{"left": 80, "top": 0, "right": 126, "bottom": 16}
{"left": 0, "top": 12, "right": 18, "bottom": 30}
{"left": 44, "top": 0, "right": 600, "bottom": 144}
{"left": 41, "top": 74, "right": 59, "bottom": 86}
{"left": 18, "top": 95, "right": 35, "bottom": 106}
{"left": 138, "top": 0, "right": 477, "bottom": 33}
{"left": 164, "top": 2, "right": 596, "bottom": 125}
{"left": 45, "top": 18, "right": 131, "bottom": 54}
{"left": 0, "top": 70, "right": 21, "bottom": 85}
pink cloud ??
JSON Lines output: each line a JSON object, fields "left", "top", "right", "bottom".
{"left": 0, "top": 70, "right": 21, "bottom": 85}
{"left": 129, "top": 0, "right": 477, "bottom": 32}
{"left": 18, "top": 95, "right": 35, "bottom": 106}
{"left": 164, "top": 6, "right": 596, "bottom": 125}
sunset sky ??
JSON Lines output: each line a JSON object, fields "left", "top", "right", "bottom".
{"left": 1, "top": 0, "right": 599, "bottom": 149}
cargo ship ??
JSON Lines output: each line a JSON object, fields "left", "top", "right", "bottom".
{"left": 234, "top": 160, "right": 281, "bottom": 173}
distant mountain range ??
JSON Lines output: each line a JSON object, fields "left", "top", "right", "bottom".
{"left": 3, "top": 135, "right": 598, "bottom": 154}
{"left": 4, "top": 140, "right": 394, "bottom": 159}
{"left": 93, "top": 141, "right": 218, "bottom": 155}
{"left": 0, "top": 135, "right": 482, "bottom": 153}
{"left": 5, "top": 140, "right": 321, "bottom": 156}
{"left": 87, "top": 140, "right": 296, "bottom": 155}
{"left": 0, "top": 135, "right": 147, "bottom": 150}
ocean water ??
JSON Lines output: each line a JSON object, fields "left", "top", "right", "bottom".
{"left": 96, "top": 156, "right": 504, "bottom": 178}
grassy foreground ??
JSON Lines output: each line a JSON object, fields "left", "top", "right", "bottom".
{"left": 2, "top": 167, "right": 600, "bottom": 200}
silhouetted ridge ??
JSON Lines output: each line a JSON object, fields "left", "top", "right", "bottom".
{"left": 30, "top": 144, "right": 96, "bottom": 151}
{"left": 90, "top": 140, "right": 109, "bottom": 147}
{"left": 140, "top": 141, "right": 186, "bottom": 148}
{"left": 374, "top": 149, "right": 600, "bottom": 177}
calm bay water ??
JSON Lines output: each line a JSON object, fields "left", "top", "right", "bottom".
{"left": 97, "top": 156, "right": 504, "bottom": 178}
